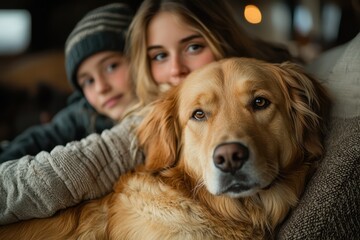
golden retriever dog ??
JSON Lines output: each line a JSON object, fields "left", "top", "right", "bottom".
{"left": 0, "top": 58, "right": 331, "bottom": 239}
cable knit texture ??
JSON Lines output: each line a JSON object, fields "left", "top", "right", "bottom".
{"left": 0, "top": 114, "right": 144, "bottom": 225}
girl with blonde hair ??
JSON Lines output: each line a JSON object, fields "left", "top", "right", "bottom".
{"left": 0, "top": 0, "right": 292, "bottom": 224}
{"left": 129, "top": 0, "right": 292, "bottom": 107}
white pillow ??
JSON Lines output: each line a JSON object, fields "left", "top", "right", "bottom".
{"left": 307, "top": 33, "right": 360, "bottom": 118}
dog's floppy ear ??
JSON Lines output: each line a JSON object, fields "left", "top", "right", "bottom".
{"left": 137, "top": 88, "right": 181, "bottom": 172}
{"left": 275, "top": 61, "right": 332, "bottom": 161}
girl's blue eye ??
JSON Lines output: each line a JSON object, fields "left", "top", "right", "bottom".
{"left": 152, "top": 52, "right": 167, "bottom": 62}
{"left": 188, "top": 44, "right": 203, "bottom": 53}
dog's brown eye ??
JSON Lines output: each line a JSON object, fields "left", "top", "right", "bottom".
{"left": 192, "top": 110, "right": 206, "bottom": 121}
{"left": 253, "top": 97, "right": 270, "bottom": 110}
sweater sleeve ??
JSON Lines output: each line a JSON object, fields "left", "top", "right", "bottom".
{"left": 0, "top": 114, "right": 144, "bottom": 225}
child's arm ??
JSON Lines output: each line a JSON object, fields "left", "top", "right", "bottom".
{"left": 0, "top": 114, "right": 144, "bottom": 225}
{"left": 0, "top": 97, "right": 113, "bottom": 163}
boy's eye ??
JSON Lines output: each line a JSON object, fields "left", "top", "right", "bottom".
{"left": 79, "top": 77, "right": 94, "bottom": 89}
{"left": 106, "top": 62, "right": 119, "bottom": 72}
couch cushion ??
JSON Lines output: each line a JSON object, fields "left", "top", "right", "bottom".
{"left": 277, "top": 116, "right": 360, "bottom": 239}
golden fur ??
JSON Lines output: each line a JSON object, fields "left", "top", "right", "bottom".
{"left": 0, "top": 58, "right": 331, "bottom": 239}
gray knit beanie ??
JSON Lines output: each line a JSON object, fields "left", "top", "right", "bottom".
{"left": 65, "top": 3, "right": 134, "bottom": 92}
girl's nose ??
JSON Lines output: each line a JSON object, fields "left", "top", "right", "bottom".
{"left": 170, "top": 55, "right": 189, "bottom": 78}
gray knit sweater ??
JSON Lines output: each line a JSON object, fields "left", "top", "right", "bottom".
{"left": 0, "top": 114, "right": 144, "bottom": 225}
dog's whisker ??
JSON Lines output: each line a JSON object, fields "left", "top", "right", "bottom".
{"left": 192, "top": 179, "right": 206, "bottom": 196}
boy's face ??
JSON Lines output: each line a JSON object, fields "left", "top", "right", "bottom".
{"left": 77, "top": 51, "right": 134, "bottom": 121}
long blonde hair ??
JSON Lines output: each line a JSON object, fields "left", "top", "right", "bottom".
{"left": 127, "top": 0, "right": 292, "bottom": 108}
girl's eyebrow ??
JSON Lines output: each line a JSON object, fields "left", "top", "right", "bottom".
{"left": 180, "top": 34, "right": 203, "bottom": 44}
{"left": 147, "top": 34, "right": 203, "bottom": 51}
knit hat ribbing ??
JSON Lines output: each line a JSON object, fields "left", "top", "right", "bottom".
{"left": 65, "top": 3, "right": 133, "bottom": 92}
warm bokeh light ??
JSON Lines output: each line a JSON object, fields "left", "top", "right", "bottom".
{"left": 244, "top": 5, "right": 262, "bottom": 24}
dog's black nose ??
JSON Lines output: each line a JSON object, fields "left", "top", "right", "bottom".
{"left": 213, "top": 142, "right": 249, "bottom": 173}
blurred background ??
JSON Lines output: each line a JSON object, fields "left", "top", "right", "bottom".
{"left": 0, "top": 0, "right": 359, "bottom": 142}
